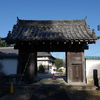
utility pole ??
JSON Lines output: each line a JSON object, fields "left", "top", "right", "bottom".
{"left": 63, "top": 56, "right": 65, "bottom": 67}
{"left": 57, "top": 52, "right": 58, "bottom": 58}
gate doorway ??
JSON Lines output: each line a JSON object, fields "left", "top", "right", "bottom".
{"left": 37, "top": 52, "right": 66, "bottom": 81}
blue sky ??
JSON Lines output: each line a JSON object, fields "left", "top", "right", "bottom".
{"left": 0, "top": 0, "right": 100, "bottom": 59}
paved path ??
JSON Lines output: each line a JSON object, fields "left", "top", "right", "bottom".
{"left": 38, "top": 73, "right": 66, "bottom": 81}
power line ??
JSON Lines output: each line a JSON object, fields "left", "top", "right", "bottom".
{"left": 86, "top": 50, "right": 100, "bottom": 56}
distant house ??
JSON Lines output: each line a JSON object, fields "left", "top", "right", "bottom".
{"left": 85, "top": 56, "right": 100, "bottom": 85}
{"left": 49, "top": 66, "right": 57, "bottom": 74}
{"left": 37, "top": 52, "right": 56, "bottom": 70}
{"left": 0, "top": 47, "right": 56, "bottom": 75}
{"left": 58, "top": 67, "right": 66, "bottom": 74}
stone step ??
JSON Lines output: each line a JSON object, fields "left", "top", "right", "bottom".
{"left": 65, "top": 85, "right": 97, "bottom": 90}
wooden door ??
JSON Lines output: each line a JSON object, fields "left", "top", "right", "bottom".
{"left": 72, "top": 65, "right": 82, "bottom": 82}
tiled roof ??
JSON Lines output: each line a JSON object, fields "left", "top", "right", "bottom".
{"left": 85, "top": 56, "right": 100, "bottom": 60}
{"left": 5, "top": 18, "right": 97, "bottom": 43}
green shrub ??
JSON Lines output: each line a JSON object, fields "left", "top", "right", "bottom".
{"left": 58, "top": 69, "right": 63, "bottom": 72}
{"left": 39, "top": 64, "right": 45, "bottom": 73}
{"left": 56, "top": 69, "right": 58, "bottom": 71}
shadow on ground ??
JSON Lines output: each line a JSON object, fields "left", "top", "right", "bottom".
{"left": 66, "top": 89, "right": 100, "bottom": 100}
{"left": 1, "top": 86, "right": 100, "bottom": 100}
{"left": 30, "top": 87, "right": 70, "bottom": 100}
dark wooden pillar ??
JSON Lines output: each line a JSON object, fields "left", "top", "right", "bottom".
{"left": 66, "top": 52, "right": 68, "bottom": 82}
{"left": 17, "top": 49, "right": 29, "bottom": 83}
{"left": 17, "top": 49, "right": 37, "bottom": 83}
{"left": 26, "top": 52, "right": 37, "bottom": 81}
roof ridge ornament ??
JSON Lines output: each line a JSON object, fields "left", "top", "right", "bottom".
{"left": 17, "top": 17, "right": 20, "bottom": 24}
{"left": 7, "top": 31, "right": 11, "bottom": 37}
{"left": 92, "top": 29, "right": 95, "bottom": 35}
{"left": 84, "top": 16, "right": 87, "bottom": 20}
{"left": 84, "top": 16, "right": 87, "bottom": 25}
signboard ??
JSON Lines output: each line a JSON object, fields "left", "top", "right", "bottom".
{"left": 98, "top": 25, "right": 100, "bottom": 30}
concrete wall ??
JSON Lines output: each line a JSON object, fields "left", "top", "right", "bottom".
{"left": 0, "top": 56, "right": 55, "bottom": 75}
{"left": 86, "top": 59, "right": 100, "bottom": 85}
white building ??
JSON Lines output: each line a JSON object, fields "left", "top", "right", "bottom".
{"left": 37, "top": 52, "right": 56, "bottom": 70}
{"left": 49, "top": 66, "right": 57, "bottom": 74}
{"left": 0, "top": 47, "right": 56, "bottom": 75}
{"left": 85, "top": 56, "right": 100, "bottom": 85}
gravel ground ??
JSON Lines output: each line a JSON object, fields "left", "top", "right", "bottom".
{"left": 0, "top": 77, "right": 100, "bottom": 100}
{"left": 0, "top": 87, "right": 100, "bottom": 100}
{"left": 66, "top": 89, "right": 100, "bottom": 100}
{"left": 0, "top": 87, "right": 35, "bottom": 100}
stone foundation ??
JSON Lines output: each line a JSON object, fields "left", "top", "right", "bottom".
{"left": 87, "top": 78, "right": 100, "bottom": 87}
{"left": 87, "top": 78, "right": 94, "bottom": 85}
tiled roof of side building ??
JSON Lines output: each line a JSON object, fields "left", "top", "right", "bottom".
{"left": 37, "top": 52, "right": 56, "bottom": 59}
{"left": 85, "top": 56, "right": 100, "bottom": 60}
{"left": 0, "top": 47, "right": 55, "bottom": 59}
{"left": 5, "top": 17, "right": 97, "bottom": 44}
{"left": 0, "top": 47, "right": 18, "bottom": 55}
{"left": 37, "top": 52, "right": 51, "bottom": 56}
{"left": 0, "top": 51, "right": 6, "bottom": 55}
{"left": 0, "top": 47, "right": 18, "bottom": 59}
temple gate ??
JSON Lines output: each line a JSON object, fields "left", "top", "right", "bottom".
{"left": 5, "top": 17, "right": 98, "bottom": 83}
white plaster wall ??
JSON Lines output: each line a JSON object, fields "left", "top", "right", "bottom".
{"left": 37, "top": 57, "right": 42, "bottom": 60}
{"left": 37, "top": 57, "right": 54, "bottom": 62}
{"left": 49, "top": 66, "right": 57, "bottom": 74}
{"left": 42, "top": 61, "right": 48, "bottom": 65}
{"left": 37, "top": 61, "right": 52, "bottom": 66}
{"left": 37, "top": 57, "right": 49, "bottom": 60}
{"left": 45, "top": 57, "right": 49, "bottom": 60}
{"left": 1, "top": 59, "right": 17, "bottom": 75}
{"left": 86, "top": 60, "right": 100, "bottom": 78}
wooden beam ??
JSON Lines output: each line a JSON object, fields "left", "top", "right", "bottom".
{"left": 75, "top": 40, "right": 79, "bottom": 42}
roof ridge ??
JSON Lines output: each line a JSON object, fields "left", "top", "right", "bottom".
{"left": 85, "top": 56, "right": 100, "bottom": 57}
{"left": 17, "top": 17, "right": 86, "bottom": 23}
